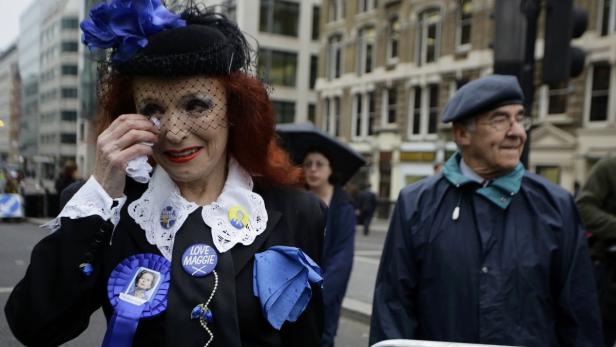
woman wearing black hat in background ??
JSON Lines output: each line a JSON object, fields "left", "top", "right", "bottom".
{"left": 5, "top": 2, "right": 325, "bottom": 346}
{"left": 302, "top": 148, "right": 356, "bottom": 347}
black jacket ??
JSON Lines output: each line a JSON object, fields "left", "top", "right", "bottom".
{"left": 5, "top": 178, "right": 326, "bottom": 347}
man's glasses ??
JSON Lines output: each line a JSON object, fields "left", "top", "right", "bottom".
{"left": 477, "top": 114, "right": 532, "bottom": 132}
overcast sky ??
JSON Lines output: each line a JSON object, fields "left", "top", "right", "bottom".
{"left": 0, "top": 0, "right": 35, "bottom": 52}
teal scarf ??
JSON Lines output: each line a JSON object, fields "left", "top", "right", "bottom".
{"left": 442, "top": 152, "right": 525, "bottom": 209}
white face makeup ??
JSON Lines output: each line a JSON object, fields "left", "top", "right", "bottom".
{"left": 132, "top": 76, "right": 229, "bottom": 186}
{"left": 133, "top": 76, "right": 228, "bottom": 137}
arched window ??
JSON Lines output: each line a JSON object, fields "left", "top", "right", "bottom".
{"left": 457, "top": 0, "right": 473, "bottom": 49}
{"left": 416, "top": 8, "right": 441, "bottom": 66}
{"left": 387, "top": 16, "right": 400, "bottom": 63}
{"left": 328, "top": 34, "right": 343, "bottom": 79}
{"left": 357, "top": 26, "right": 376, "bottom": 75}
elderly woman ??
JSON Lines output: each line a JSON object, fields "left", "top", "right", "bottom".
{"left": 5, "top": 2, "right": 325, "bottom": 347}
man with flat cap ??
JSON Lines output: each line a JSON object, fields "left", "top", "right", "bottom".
{"left": 370, "top": 75, "right": 602, "bottom": 347}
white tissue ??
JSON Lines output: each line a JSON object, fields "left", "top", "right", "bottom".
{"left": 125, "top": 117, "right": 160, "bottom": 184}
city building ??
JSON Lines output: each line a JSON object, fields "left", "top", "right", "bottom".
{"left": 315, "top": 0, "right": 616, "bottom": 206}
{"left": 18, "top": 1, "right": 42, "bottom": 177}
{"left": 36, "top": 0, "right": 82, "bottom": 180}
{"left": 213, "top": 0, "right": 322, "bottom": 124}
{"left": 0, "top": 43, "right": 20, "bottom": 164}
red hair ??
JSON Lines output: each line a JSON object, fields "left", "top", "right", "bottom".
{"left": 96, "top": 71, "right": 302, "bottom": 187}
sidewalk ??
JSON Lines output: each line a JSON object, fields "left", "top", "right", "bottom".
{"left": 341, "top": 217, "right": 390, "bottom": 325}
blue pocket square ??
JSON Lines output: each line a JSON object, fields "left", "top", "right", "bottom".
{"left": 253, "top": 246, "right": 323, "bottom": 330}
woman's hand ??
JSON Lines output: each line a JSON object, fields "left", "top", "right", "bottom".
{"left": 93, "top": 114, "right": 160, "bottom": 198}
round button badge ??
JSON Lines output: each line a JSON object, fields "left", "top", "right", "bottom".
{"left": 227, "top": 205, "right": 249, "bottom": 230}
{"left": 181, "top": 243, "right": 218, "bottom": 277}
{"left": 160, "top": 205, "right": 178, "bottom": 229}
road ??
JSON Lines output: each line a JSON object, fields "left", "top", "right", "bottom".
{"left": 0, "top": 220, "right": 387, "bottom": 346}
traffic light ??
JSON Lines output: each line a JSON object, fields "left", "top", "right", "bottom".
{"left": 542, "top": 0, "right": 588, "bottom": 87}
{"left": 493, "top": 0, "right": 527, "bottom": 77}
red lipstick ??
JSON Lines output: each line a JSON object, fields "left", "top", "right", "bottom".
{"left": 164, "top": 146, "right": 203, "bottom": 163}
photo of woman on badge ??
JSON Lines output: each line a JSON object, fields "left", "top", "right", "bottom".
{"left": 127, "top": 269, "right": 159, "bottom": 301}
{"left": 5, "top": 1, "right": 326, "bottom": 347}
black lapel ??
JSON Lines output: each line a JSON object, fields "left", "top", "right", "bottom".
{"left": 231, "top": 183, "right": 283, "bottom": 276}
{"left": 231, "top": 208, "right": 281, "bottom": 277}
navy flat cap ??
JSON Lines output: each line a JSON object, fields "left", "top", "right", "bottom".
{"left": 442, "top": 75, "right": 524, "bottom": 123}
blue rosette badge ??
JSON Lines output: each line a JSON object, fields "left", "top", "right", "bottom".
{"left": 252, "top": 246, "right": 323, "bottom": 330}
{"left": 102, "top": 253, "right": 171, "bottom": 347}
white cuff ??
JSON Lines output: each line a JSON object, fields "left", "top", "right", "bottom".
{"left": 42, "top": 176, "right": 127, "bottom": 232}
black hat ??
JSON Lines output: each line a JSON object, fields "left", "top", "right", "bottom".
{"left": 441, "top": 75, "right": 524, "bottom": 123}
{"left": 81, "top": 1, "right": 252, "bottom": 77}
{"left": 116, "top": 11, "right": 252, "bottom": 76}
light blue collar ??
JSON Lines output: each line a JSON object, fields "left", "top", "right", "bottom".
{"left": 443, "top": 152, "right": 525, "bottom": 209}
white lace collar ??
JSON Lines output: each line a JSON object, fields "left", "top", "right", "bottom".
{"left": 128, "top": 158, "right": 268, "bottom": 260}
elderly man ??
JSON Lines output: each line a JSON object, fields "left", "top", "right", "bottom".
{"left": 370, "top": 75, "right": 602, "bottom": 347}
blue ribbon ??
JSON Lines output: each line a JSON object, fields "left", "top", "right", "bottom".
{"left": 101, "top": 300, "right": 145, "bottom": 347}
{"left": 102, "top": 253, "right": 170, "bottom": 347}
{"left": 253, "top": 246, "right": 322, "bottom": 330}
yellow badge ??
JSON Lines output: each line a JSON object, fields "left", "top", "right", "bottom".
{"left": 228, "top": 205, "right": 249, "bottom": 230}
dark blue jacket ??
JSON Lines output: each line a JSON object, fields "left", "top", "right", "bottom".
{"left": 322, "top": 185, "right": 356, "bottom": 346}
{"left": 370, "top": 171, "right": 602, "bottom": 347}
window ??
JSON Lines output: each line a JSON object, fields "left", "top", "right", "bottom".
{"left": 61, "top": 88, "right": 78, "bottom": 99}
{"left": 61, "top": 41, "right": 78, "bottom": 52}
{"left": 259, "top": 0, "right": 299, "bottom": 37}
{"left": 258, "top": 48, "right": 297, "bottom": 87}
{"left": 312, "top": 6, "right": 320, "bottom": 40}
{"left": 536, "top": 166, "right": 561, "bottom": 184}
{"left": 329, "top": 0, "right": 344, "bottom": 22}
{"left": 547, "top": 84, "right": 568, "bottom": 115}
{"left": 411, "top": 87, "right": 422, "bottom": 135}
{"left": 308, "top": 103, "right": 316, "bottom": 124}
{"left": 61, "top": 65, "right": 78, "bottom": 75}
{"left": 79, "top": 122, "right": 85, "bottom": 141}
{"left": 428, "top": 85, "right": 439, "bottom": 134}
{"left": 457, "top": 0, "right": 473, "bottom": 48}
{"left": 325, "top": 96, "right": 340, "bottom": 136}
{"left": 273, "top": 101, "right": 295, "bottom": 123}
{"left": 600, "top": 0, "right": 615, "bottom": 36}
{"left": 409, "top": 84, "right": 439, "bottom": 137}
{"left": 310, "top": 55, "right": 318, "bottom": 89}
{"left": 588, "top": 62, "right": 611, "bottom": 122}
{"left": 417, "top": 8, "right": 441, "bottom": 65}
{"left": 61, "top": 133, "right": 77, "bottom": 144}
{"left": 383, "top": 87, "right": 397, "bottom": 124}
{"left": 357, "top": 26, "right": 376, "bottom": 75}
{"left": 61, "top": 110, "right": 77, "bottom": 121}
{"left": 357, "top": 0, "right": 376, "bottom": 13}
{"left": 328, "top": 34, "right": 343, "bottom": 79}
{"left": 387, "top": 16, "right": 400, "bottom": 63}
{"left": 353, "top": 92, "right": 375, "bottom": 138}
{"left": 61, "top": 17, "right": 79, "bottom": 29}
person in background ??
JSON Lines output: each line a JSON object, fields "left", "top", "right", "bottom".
{"left": 370, "top": 75, "right": 602, "bottom": 347}
{"left": 576, "top": 155, "right": 616, "bottom": 347}
{"left": 55, "top": 162, "right": 79, "bottom": 195}
{"left": 302, "top": 148, "right": 355, "bottom": 347}
{"left": 356, "top": 184, "right": 377, "bottom": 236}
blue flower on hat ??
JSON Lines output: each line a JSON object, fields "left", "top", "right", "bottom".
{"left": 80, "top": 0, "right": 186, "bottom": 63}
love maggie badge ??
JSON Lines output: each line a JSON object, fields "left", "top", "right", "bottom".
{"left": 182, "top": 243, "right": 218, "bottom": 277}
